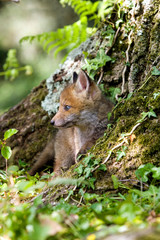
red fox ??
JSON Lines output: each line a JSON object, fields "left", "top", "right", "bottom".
{"left": 29, "top": 70, "right": 114, "bottom": 176}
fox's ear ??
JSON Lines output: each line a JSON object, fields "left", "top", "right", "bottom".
{"left": 75, "top": 70, "right": 90, "bottom": 92}
{"left": 73, "top": 72, "right": 78, "bottom": 83}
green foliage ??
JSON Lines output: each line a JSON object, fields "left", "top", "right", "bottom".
{"left": 137, "top": 109, "right": 157, "bottom": 123}
{"left": 135, "top": 163, "right": 160, "bottom": 182}
{"left": 153, "top": 92, "right": 160, "bottom": 99}
{"left": 0, "top": 161, "right": 160, "bottom": 239}
{"left": 151, "top": 66, "right": 160, "bottom": 76}
{"left": 0, "top": 128, "right": 18, "bottom": 160}
{"left": 111, "top": 174, "right": 119, "bottom": 189}
{"left": 116, "top": 145, "right": 127, "bottom": 161}
{"left": 4, "top": 128, "right": 18, "bottom": 140}
{"left": 20, "top": 16, "right": 91, "bottom": 60}
{"left": 100, "top": 85, "right": 121, "bottom": 103}
{"left": 0, "top": 49, "right": 33, "bottom": 81}
{"left": 20, "top": 0, "right": 117, "bottom": 59}
{"left": 60, "top": 0, "right": 115, "bottom": 21}
{"left": 60, "top": 0, "right": 100, "bottom": 18}
{"left": 102, "top": 24, "right": 115, "bottom": 46}
{"left": 1, "top": 145, "right": 12, "bottom": 160}
{"left": 82, "top": 48, "right": 112, "bottom": 79}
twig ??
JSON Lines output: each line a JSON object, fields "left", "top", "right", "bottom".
{"left": 102, "top": 139, "right": 125, "bottom": 165}
{"left": 116, "top": 30, "right": 133, "bottom": 100}
{"left": 5, "top": 159, "right": 8, "bottom": 177}
{"left": 77, "top": 195, "right": 84, "bottom": 207}
{"left": 70, "top": 197, "right": 82, "bottom": 205}
{"left": 92, "top": 121, "right": 141, "bottom": 173}
{"left": 97, "top": 69, "right": 104, "bottom": 85}
{"left": 119, "top": 178, "right": 149, "bottom": 188}
{"left": 64, "top": 185, "right": 77, "bottom": 201}
{"left": 119, "top": 122, "right": 141, "bottom": 139}
{"left": 105, "top": 27, "right": 121, "bottom": 55}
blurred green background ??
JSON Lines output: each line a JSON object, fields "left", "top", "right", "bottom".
{"left": 0, "top": 0, "right": 77, "bottom": 114}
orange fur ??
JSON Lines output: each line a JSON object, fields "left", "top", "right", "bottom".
{"left": 29, "top": 70, "right": 114, "bottom": 176}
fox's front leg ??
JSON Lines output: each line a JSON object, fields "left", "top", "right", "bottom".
{"left": 53, "top": 147, "right": 75, "bottom": 176}
{"left": 53, "top": 130, "right": 75, "bottom": 176}
{"left": 29, "top": 138, "right": 55, "bottom": 176}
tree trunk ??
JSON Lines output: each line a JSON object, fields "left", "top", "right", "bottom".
{"left": 0, "top": 0, "right": 160, "bottom": 203}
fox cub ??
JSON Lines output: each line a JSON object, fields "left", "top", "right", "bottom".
{"left": 29, "top": 70, "right": 114, "bottom": 176}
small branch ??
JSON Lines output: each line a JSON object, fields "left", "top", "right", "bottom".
{"left": 64, "top": 185, "right": 77, "bottom": 201}
{"left": 119, "top": 122, "right": 141, "bottom": 139}
{"left": 102, "top": 139, "right": 125, "bottom": 165}
{"left": 77, "top": 195, "right": 83, "bottom": 207}
{"left": 116, "top": 30, "right": 133, "bottom": 100}
{"left": 5, "top": 159, "right": 8, "bottom": 177}
{"left": 97, "top": 69, "right": 104, "bottom": 85}
{"left": 105, "top": 27, "right": 121, "bottom": 55}
{"left": 119, "top": 178, "right": 149, "bottom": 188}
{"left": 92, "top": 121, "right": 141, "bottom": 173}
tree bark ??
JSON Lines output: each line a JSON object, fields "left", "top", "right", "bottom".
{"left": 0, "top": 0, "right": 160, "bottom": 203}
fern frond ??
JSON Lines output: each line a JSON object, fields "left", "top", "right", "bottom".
{"left": 60, "top": 0, "right": 100, "bottom": 19}
{"left": 98, "top": 0, "right": 115, "bottom": 20}
{"left": 20, "top": 0, "right": 116, "bottom": 59}
{"left": 60, "top": 0, "right": 115, "bottom": 21}
{"left": 20, "top": 17, "right": 90, "bottom": 59}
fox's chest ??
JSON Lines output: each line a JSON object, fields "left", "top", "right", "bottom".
{"left": 73, "top": 126, "right": 95, "bottom": 161}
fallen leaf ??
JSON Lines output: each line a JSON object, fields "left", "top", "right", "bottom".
{"left": 130, "top": 134, "right": 136, "bottom": 144}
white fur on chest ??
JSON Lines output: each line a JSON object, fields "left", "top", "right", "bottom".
{"left": 73, "top": 126, "right": 94, "bottom": 162}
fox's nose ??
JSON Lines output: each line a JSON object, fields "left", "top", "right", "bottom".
{"left": 50, "top": 119, "right": 55, "bottom": 125}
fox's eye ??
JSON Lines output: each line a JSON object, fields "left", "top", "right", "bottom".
{"left": 64, "top": 105, "right": 71, "bottom": 111}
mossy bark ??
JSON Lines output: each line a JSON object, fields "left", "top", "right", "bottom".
{"left": 0, "top": 0, "right": 159, "bottom": 203}
{"left": 0, "top": 81, "right": 56, "bottom": 169}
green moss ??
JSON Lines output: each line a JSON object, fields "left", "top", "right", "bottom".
{"left": 138, "top": 119, "right": 160, "bottom": 165}
{"left": 87, "top": 74, "right": 160, "bottom": 179}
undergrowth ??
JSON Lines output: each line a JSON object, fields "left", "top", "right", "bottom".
{"left": 0, "top": 162, "right": 160, "bottom": 239}
{"left": 1, "top": 0, "right": 160, "bottom": 239}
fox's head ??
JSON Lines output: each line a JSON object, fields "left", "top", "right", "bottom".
{"left": 51, "top": 70, "right": 102, "bottom": 128}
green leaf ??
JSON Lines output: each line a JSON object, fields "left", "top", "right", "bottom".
{"left": 87, "top": 177, "right": 96, "bottom": 189}
{"left": 4, "top": 128, "right": 18, "bottom": 140}
{"left": 91, "top": 202, "right": 103, "bottom": 213}
{"left": 8, "top": 165, "right": 19, "bottom": 174}
{"left": 116, "top": 146, "right": 127, "bottom": 161}
{"left": 25, "top": 65, "right": 33, "bottom": 75}
{"left": 84, "top": 192, "right": 99, "bottom": 201}
{"left": 151, "top": 66, "right": 160, "bottom": 76}
{"left": 79, "top": 219, "right": 90, "bottom": 230}
{"left": 153, "top": 92, "right": 160, "bottom": 99}
{"left": 148, "top": 109, "right": 157, "bottom": 118}
{"left": 137, "top": 109, "right": 157, "bottom": 123}
{"left": 83, "top": 48, "right": 112, "bottom": 79}
{"left": 118, "top": 202, "right": 141, "bottom": 222}
{"left": 107, "top": 112, "right": 112, "bottom": 121}
{"left": 111, "top": 175, "right": 119, "bottom": 189}
{"left": 108, "top": 87, "right": 121, "bottom": 102}
{"left": 151, "top": 167, "right": 160, "bottom": 180}
{"left": 10, "top": 69, "right": 19, "bottom": 81}
{"left": 74, "top": 164, "right": 84, "bottom": 176}
{"left": 97, "top": 164, "right": 107, "bottom": 171}
{"left": 1, "top": 146, "right": 12, "bottom": 160}
{"left": 135, "top": 163, "right": 154, "bottom": 182}
{"left": 84, "top": 167, "right": 92, "bottom": 178}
